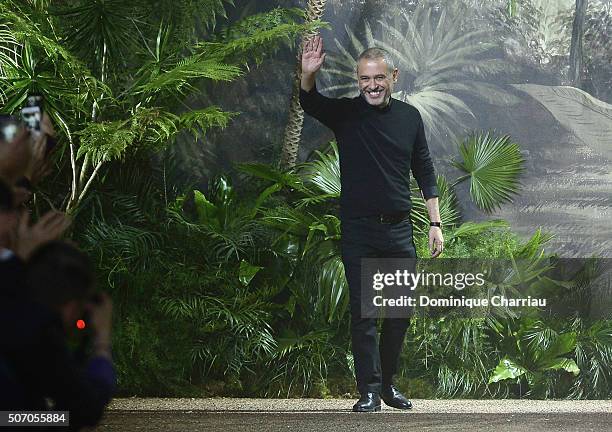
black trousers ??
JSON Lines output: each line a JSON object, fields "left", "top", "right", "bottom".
{"left": 341, "top": 216, "right": 417, "bottom": 394}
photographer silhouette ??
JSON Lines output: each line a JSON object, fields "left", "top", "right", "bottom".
{"left": 0, "top": 241, "right": 116, "bottom": 430}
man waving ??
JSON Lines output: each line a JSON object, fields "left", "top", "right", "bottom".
{"left": 299, "top": 35, "right": 443, "bottom": 412}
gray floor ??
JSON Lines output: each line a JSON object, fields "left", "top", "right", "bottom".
{"left": 95, "top": 411, "right": 612, "bottom": 432}
{"left": 94, "top": 399, "right": 612, "bottom": 431}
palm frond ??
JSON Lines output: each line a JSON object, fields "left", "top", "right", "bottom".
{"left": 0, "top": 3, "right": 102, "bottom": 84}
{"left": 451, "top": 131, "right": 525, "bottom": 213}
{"left": 410, "top": 175, "right": 461, "bottom": 231}
{"left": 180, "top": 106, "right": 238, "bottom": 140}
{"left": 0, "top": 24, "right": 20, "bottom": 80}
{"left": 82, "top": 219, "right": 162, "bottom": 274}
{"left": 237, "top": 162, "right": 308, "bottom": 193}
{"left": 317, "top": 255, "right": 349, "bottom": 324}
{"left": 135, "top": 56, "right": 243, "bottom": 96}
{"left": 52, "top": 0, "right": 143, "bottom": 73}
{"left": 446, "top": 220, "right": 510, "bottom": 241}
{"left": 297, "top": 141, "right": 341, "bottom": 196}
{"left": 76, "top": 119, "right": 136, "bottom": 164}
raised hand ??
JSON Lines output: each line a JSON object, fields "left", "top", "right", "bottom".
{"left": 12, "top": 210, "right": 72, "bottom": 260}
{"left": 301, "top": 35, "right": 326, "bottom": 75}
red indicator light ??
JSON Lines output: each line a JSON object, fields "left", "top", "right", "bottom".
{"left": 76, "top": 319, "right": 86, "bottom": 330}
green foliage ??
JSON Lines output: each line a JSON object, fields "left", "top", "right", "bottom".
{"left": 210, "top": 7, "right": 320, "bottom": 66}
{"left": 451, "top": 131, "right": 525, "bottom": 213}
{"left": 136, "top": 57, "right": 243, "bottom": 95}
{"left": 486, "top": 317, "right": 580, "bottom": 398}
{"left": 570, "top": 318, "right": 612, "bottom": 398}
{"left": 265, "top": 329, "right": 339, "bottom": 397}
{"left": 77, "top": 143, "right": 611, "bottom": 398}
{"left": 0, "top": 0, "right": 314, "bottom": 210}
{"left": 160, "top": 291, "right": 277, "bottom": 378}
{"left": 0, "top": 23, "right": 19, "bottom": 74}
{"left": 52, "top": 0, "right": 142, "bottom": 76}
{"left": 112, "top": 304, "right": 197, "bottom": 396}
{"left": 410, "top": 175, "right": 461, "bottom": 233}
{"left": 298, "top": 141, "right": 341, "bottom": 197}
{"left": 180, "top": 107, "right": 238, "bottom": 140}
{"left": 6, "top": 0, "right": 607, "bottom": 400}
{"left": 76, "top": 120, "right": 137, "bottom": 164}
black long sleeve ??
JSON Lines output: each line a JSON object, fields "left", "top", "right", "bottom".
{"left": 299, "top": 84, "right": 349, "bottom": 130}
{"left": 299, "top": 84, "right": 438, "bottom": 218}
{"left": 411, "top": 113, "right": 439, "bottom": 200}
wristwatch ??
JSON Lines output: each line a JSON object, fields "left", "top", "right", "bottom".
{"left": 429, "top": 221, "right": 442, "bottom": 228}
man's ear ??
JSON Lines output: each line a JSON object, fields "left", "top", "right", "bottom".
{"left": 392, "top": 68, "right": 399, "bottom": 82}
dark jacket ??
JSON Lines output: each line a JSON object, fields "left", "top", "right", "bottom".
{"left": 0, "top": 291, "right": 116, "bottom": 431}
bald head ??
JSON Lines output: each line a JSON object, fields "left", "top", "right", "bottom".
{"left": 356, "top": 47, "right": 395, "bottom": 72}
{"left": 356, "top": 47, "right": 399, "bottom": 108}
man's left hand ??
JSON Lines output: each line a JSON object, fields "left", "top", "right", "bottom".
{"left": 429, "top": 226, "right": 444, "bottom": 258}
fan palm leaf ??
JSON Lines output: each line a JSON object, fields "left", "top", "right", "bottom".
{"left": 451, "top": 131, "right": 524, "bottom": 213}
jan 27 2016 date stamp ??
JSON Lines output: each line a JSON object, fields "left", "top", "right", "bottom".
{"left": 0, "top": 411, "right": 69, "bottom": 427}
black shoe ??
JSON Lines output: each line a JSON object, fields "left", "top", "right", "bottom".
{"left": 381, "top": 385, "right": 413, "bottom": 410}
{"left": 352, "top": 392, "right": 381, "bottom": 412}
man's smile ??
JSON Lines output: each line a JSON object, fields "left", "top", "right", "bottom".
{"left": 365, "top": 89, "right": 385, "bottom": 100}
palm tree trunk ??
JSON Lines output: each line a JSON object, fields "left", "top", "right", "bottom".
{"left": 279, "top": 0, "right": 327, "bottom": 170}
{"left": 569, "top": 0, "right": 588, "bottom": 87}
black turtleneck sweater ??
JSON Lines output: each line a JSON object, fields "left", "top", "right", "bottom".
{"left": 299, "top": 85, "right": 439, "bottom": 219}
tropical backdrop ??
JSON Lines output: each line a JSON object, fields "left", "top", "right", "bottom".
{"left": 1, "top": 0, "right": 610, "bottom": 399}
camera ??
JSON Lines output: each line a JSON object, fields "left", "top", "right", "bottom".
{"left": 20, "top": 94, "right": 57, "bottom": 155}
{"left": 21, "top": 95, "right": 43, "bottom": 137}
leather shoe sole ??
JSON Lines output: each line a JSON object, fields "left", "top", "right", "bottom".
{"left": 381, "top": 397, "right": 412, "bottom": 410}
{"left": 352, "top": 404, "right": 381, "bottom": 413}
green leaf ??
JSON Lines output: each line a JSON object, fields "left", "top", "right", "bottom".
{"left": 542, "top": 357, "right": 580, "bottom": 376}
{"left": 298, "top": 141, "right": 341, "bottom": 196}
{"left": 451, "top": 131, "right": 524, "bottom": 213}
{"left": 239, "top": 259, "right": 263, "bottom": 286}
{"left": 539, "top": 332, "right": 577, "bottom": 363}
{"left": 237, "top": 162, "right": 307, "bottom": 192}
{"left": 446, "top": 220, "right": 509, "bottom": 241}
{"left": 193, "top": 190, "right": 218, "bottom": 227}
{"left": 507, "top": 0, "right": 517, "bottom": 17}
{"left": 76, "top": 120, "right": 135, "bottom": 164}
{"left": 488, "top": 357, "right": 527, "bottom": 384}
{"left": 136, "top": 57, "right": 242, "bottom": 95}
{"left": 53, "top": 0, "right": 142, "bottom": 73}
{"left": 318, "top": 255, "right": 349, "bottom": 323}
{"left": 251, "top": 183, "right": 282, "bottom": 217}
{"left": 410, "top": 175, "right": 461, "bottom": 231}
{"left": 180, "top": 107, "right": 238, "bottom": 140}
{"left": 199, "top": 8, "right": 322, "bottom": 66}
